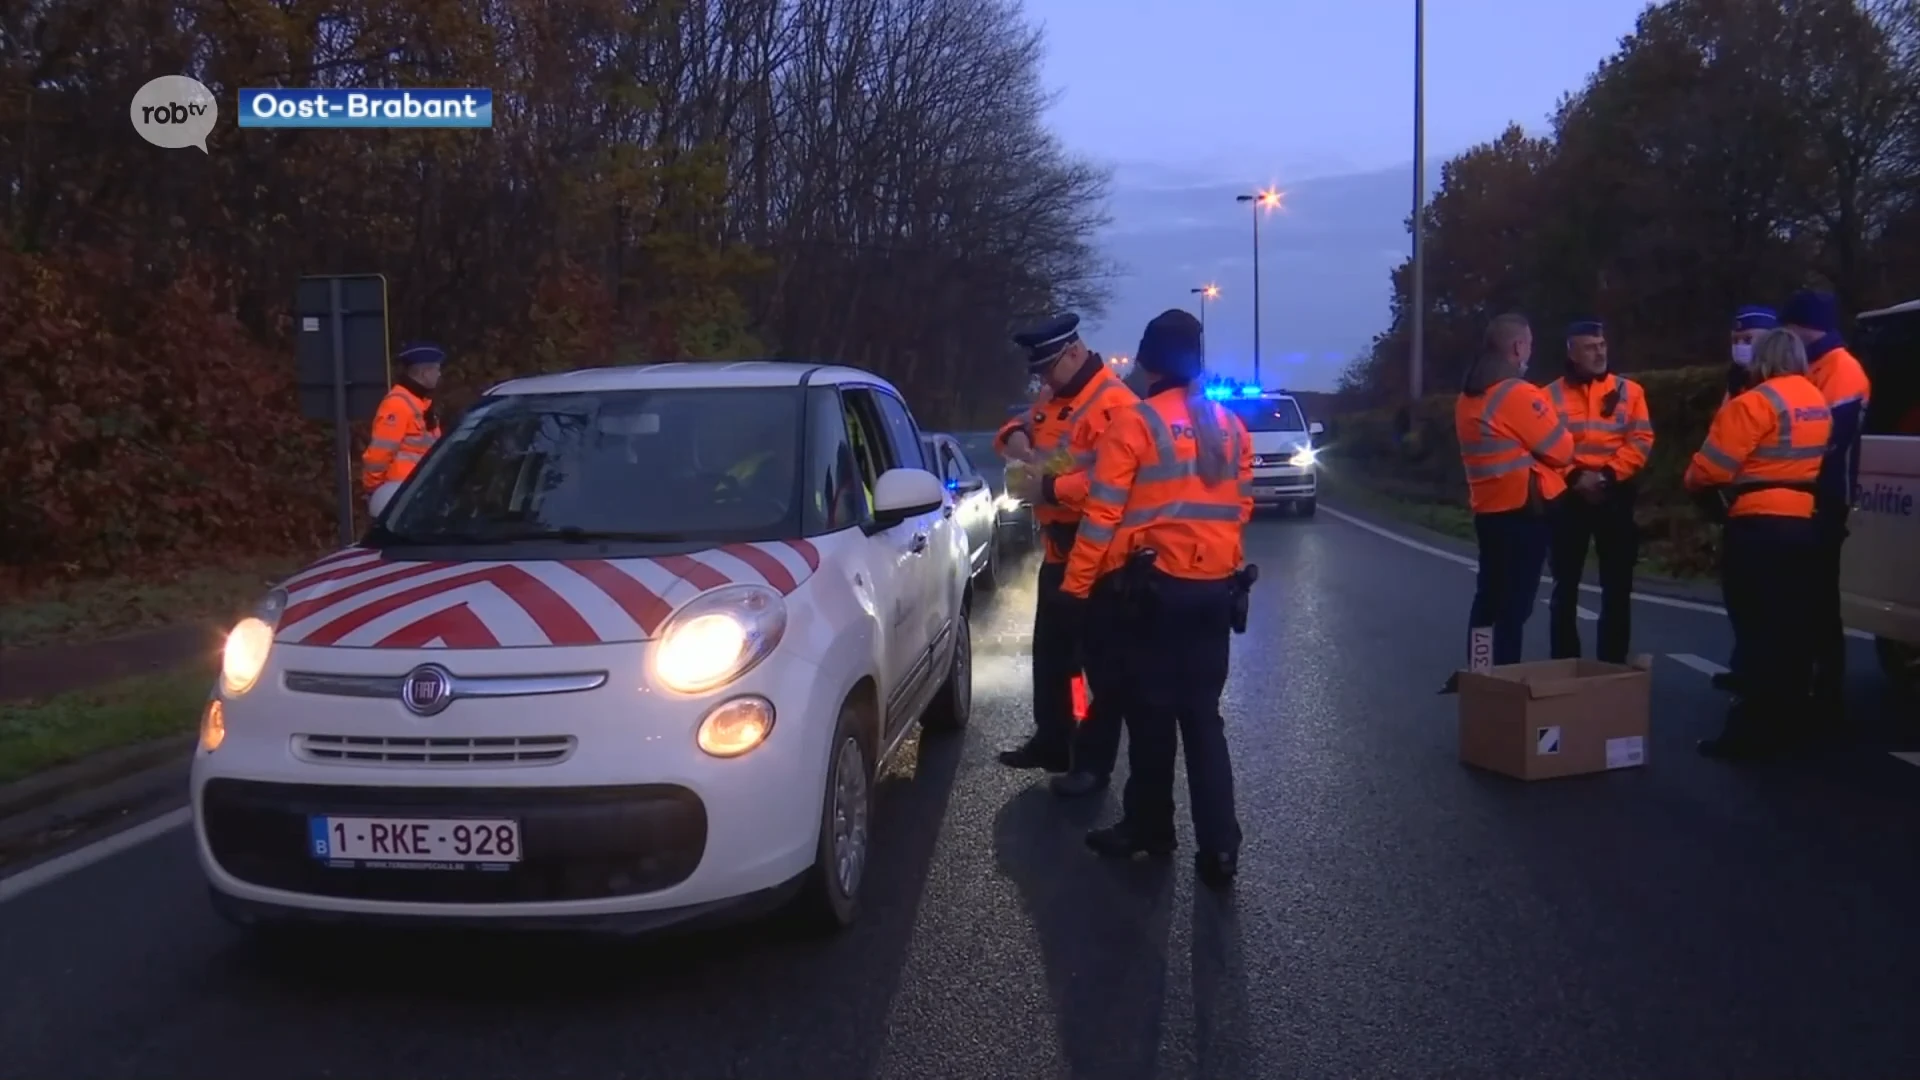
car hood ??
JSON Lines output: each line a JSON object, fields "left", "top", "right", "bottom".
{"left": 1248, "top": 432, "right": 1310, "bottom": 456}
{"left": 269, "top": 540, "right": 822, "bottom": 650}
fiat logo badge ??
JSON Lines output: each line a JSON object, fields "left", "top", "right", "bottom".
{"left": 400, "top": 664, "right": 454, "bottom": 716}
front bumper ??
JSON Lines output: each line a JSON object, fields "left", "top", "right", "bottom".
{"left": 1250, "top": 468, "right": 1317, "bottom": 503}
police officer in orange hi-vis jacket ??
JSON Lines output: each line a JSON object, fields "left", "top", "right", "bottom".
{"left": 361, "top": 342, "right": 446, "bottom": 493}
{"left": 1708, "top": 305, "right": 1780, "bottom": 691}
{"left": 996, "top": 313, "right": 1139, "bottom": 785}
{"left": 1684, "top": 329, "right": 1832, "bottom": 759}
{"left": 1063, "top": 309, "right": 1252, "bottom": 889}
{"left": 1779, "top": 290, "right": 1873, "bottom": 724}
{"left": 1441, "top": 313, "right": 1576, "bottom": 693}
{"left": 1545, "top": 318, "right": 1654, "bottom": 663}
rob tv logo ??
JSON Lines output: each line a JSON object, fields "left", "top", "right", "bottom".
{"left": 129, "top": 75, "right": 219, "bottom": 153}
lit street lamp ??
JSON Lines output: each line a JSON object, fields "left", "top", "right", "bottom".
{"left": 1189, "top": 284, "right": 1220, "bottom": 341}
{"left": 1233, "top": 189, "right": 1282, "bottom": 386}
{"left": 1411, "top": 0, "right": 1426, "bottom": 402}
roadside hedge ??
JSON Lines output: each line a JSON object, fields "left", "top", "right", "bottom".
{"left": 1322, "top": 365, "right": 1730, "bottom": 577}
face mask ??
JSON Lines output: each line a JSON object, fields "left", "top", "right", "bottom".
{"left": 1731, "top": 342, "right": 1753, "bottom": 366}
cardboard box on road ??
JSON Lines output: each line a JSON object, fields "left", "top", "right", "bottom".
{"left": 1456, "top": 656, "right": 1653, "bottom": 780}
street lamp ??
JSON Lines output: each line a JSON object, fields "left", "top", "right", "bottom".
{"left": 1233, "top": 189, "right": 1282, "bottom": 386}
{"left": 1410, "top": 0, "right": 1426, "bottom": 402}
{"left": 1189, "top": 284, "right": 1220, "bottom": 340}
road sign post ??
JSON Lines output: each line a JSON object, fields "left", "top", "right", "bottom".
{"left": 294, "top": 274, "right": 390, "bottom": 546}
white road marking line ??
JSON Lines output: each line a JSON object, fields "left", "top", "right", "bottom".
{"left": 1320, "top": 504, "right": 1871, "bottom": 638}
{"left": 1666, "top": 653, "right": 1730, "bottom": 676}
{"left": 1891, "top": 752, "right": 1920, "bottom": 769}
{"left": 0, "top": 806, "right": 191, "bottom": 906}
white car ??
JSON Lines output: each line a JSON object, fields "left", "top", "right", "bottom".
{"left": 1214, "top": 387, "right": 1325, "bottom": 516}
{"left": 192, "top": 360, "right": 975, "bottom": 935}
{"left": 1841, "top": 298, "right": 1920, "bottom": 694}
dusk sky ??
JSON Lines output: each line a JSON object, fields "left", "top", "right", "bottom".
{"left": 1032, "top": 0, "right": 1652, "bottom": 390}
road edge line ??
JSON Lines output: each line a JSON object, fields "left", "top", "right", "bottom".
{"left": 0, "top": 805, "right": 191, "bottom": 905}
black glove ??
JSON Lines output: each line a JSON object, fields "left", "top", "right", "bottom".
{"left": 1724, "top": 363, "right": 1748, "bottom": 398}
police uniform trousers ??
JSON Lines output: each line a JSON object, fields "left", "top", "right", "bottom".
{"left": 1721, "top": 514, "right": 1819, "bottom": 731}
{"left": 1469, "top": 508, "right": 1553, "bottom": 666}
{"left": 1067, "top": 577, "right": 1128, "bottom": 779}
{"left": 1807, "top": 509, "right": 1850, "bottom": 710}
{"left": 1548, "top": 482, "right": 1638, "bottom": 663}
{"left": 1028, "top": 558, "right": 1080, "bottom": 763}
{"left": 1118, "top": 570, "right": 1242, "bottom": 855}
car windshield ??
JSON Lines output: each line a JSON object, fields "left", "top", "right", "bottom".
{"left": 378, "top": 386, "right": 805, "bottom": 545}
{"left": 1224, "top": 396, "right": 1306, "bottom": 433}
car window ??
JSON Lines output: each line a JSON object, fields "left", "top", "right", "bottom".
{"left": 947, "top": 441, "right": 978, "bottom": 477}
{"left": 1222, "top": 396, "right": 1306, "bottom": 433}
{"left": 804, "top": 386, "right": 867, "bottom": 534}
{"left": 841, "top": 389, "right": 892, "bottom": 485}
{"left": 870, "top": 390, "right": 928, "bottom": 471}
{"left": 1857, "top": 310, "right": 1919, "bottom": 437}
{"left": 380, "top": 386, "right": 804, "bottom": 543}
{"left": 937, "top": 444, "right": 966, "bottom": 486}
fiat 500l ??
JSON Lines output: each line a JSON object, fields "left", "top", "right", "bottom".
{"left": 192, "top": 360, "right": 974, "bottom": 935}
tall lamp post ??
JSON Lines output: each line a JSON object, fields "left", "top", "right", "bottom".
{"left": 1410, "top": 0, "right": 1426, "bottom": 402}
{"left": 1233, "top": 189, "right": 1283, "bottom": 387}
{"left": 1189, "top": 284, "right": 1220, "bottom": 342}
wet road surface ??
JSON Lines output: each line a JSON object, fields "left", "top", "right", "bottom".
{"left": 2, "top": 506, "right": 1917, "bottom": 1080}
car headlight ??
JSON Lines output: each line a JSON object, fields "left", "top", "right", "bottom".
{"left": 1289, "top": 446, "right": 1318, "bottom": 468}
{"left": 221, "top": 587, "right": 288, "bottom": 697}
{"left": 651, "top": 584, "right": 787, "bottom": 694}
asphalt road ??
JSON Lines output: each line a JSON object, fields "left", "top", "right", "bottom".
{"left": 3, "top": 506, "right": 1918, "bottom": 1080}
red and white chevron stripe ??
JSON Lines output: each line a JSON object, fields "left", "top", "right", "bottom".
{"left": 272, "top": 540, "right": 821, "bottom": 649}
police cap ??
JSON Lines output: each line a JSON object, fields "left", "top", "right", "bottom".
{"left": 397, "top": 341, "right": 447, "bottom": 367}
{"left": 1565, "top": 318, "right": 1604, "bottom": 339}
{"left": 1135, "top": 309, "right": 1205, "bottom": 381}
{"left": 1732, "top": 306, "right": 1778, "bottom": 331}
{"left": 1012, "top": 313, "right": 1081, "bottom": 370}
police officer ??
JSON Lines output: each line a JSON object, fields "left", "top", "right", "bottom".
{"left": 363, "top": 342, "right": 446, "bottom": 492}
{"left": 1063, "top": 309, "right": 1252, "bottom": 888}
{"left": 1683, "top": 329, "right": 1831, "bottom": 758}
{"left": 1710, "top": 305, "right": 1779, "bottom": 694}
{"left": 1780, "top": 290, "right": 1873, "bottom": 725}
{"left": 997, "top": 314, "right": 1139, "bottom": 780}
{"left": 1545, "top": 318, "right": 1654, "bottom": 664}
{"left": 1441, "top": 314, "right": 1575, "bottom": 692}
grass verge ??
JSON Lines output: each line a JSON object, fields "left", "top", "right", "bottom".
{"left": 0, "top": 557, "right": 304, "bottom": 650}
{"left": 0, "top": 663, "right": 211, "bottom": 785}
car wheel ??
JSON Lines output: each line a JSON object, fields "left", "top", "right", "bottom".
{"left": 793, "top": 701, "right": 873, "bottom": 931}
{"left": 921, "top": 615, "right": 972, "bottom": 734}
{"left": 1296, "top": 496, "right": 1317, "bottom": 518}
{"left": 977, "top": 535, "right": 1001, "bottom": 592}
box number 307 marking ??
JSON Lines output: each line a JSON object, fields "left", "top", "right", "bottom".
{"left": 308, "top": 816, "right": 523, "bottom": 863}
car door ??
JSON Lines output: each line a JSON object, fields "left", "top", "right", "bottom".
{"left": 865, "top": 389, "right": 952, "bottom": 718}
{"left": 941, "top": 439, "right": 994, "bottom": 568}
{"left": 844, "top": 388, "right": 939, "bottom": 732}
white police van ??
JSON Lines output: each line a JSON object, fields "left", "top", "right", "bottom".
{"left": 1840, "top": 299, "right": 1919, "bottom": 693}
{"left": 1212, "top": 386, "right": 1324, "bottom": 517}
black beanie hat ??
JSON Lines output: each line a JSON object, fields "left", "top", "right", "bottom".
{"left": 1136, "top": 309, "right": 1205, "bottom": 381}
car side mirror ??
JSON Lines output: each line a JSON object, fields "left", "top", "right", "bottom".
{"left": 954, "top": 474, "right": 987, "bottom": 494}
{"left": 367, "top": 481, "right": 402, "bottom": 519}
{"left": 872, "top": 467, "right": 946, "bottom": 526}
{"left": 1308, "top": 421, "right": 1325, "bottom": 437}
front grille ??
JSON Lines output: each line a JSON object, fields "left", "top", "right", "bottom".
{"left": 201, "top": 779, "right": 708, "bottom": 903}
{"left": 294, "top": 734, "right": 575, "bottom": 767}
{"left": 1254, "top": 454, "right": 1287, "bottom": 467}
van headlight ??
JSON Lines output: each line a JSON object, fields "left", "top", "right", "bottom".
{"left": 221, "top": 587, "right": 288, "bottom": 697}
{"left": 1289, "top": 446, "right": 1318, "bottom": 468}
{"left": 651, "top": 584, "right": 788, "bottom": 694}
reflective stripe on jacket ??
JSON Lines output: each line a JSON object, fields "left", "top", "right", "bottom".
{"left": 1454, "top": 378, "right": 1575, "bottom": 514}
{"left": 362, "top": 384, "right": 440, "bottom": 491}
{"left": 1546, "top": 372, "right": 1654, "bottom": 479}
{"left": 1683, "top": 375, "right": 1831, "bottom": 519}
{"left": 1062, "top": 388, "right": 1254, "bottom": 598}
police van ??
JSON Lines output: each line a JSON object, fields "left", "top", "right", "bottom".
{"left": 1840, "top": 299, "right": 1920, "bottom": 693}
{"left": 1210, "top": 386, "right": 1324, "bottom": 517}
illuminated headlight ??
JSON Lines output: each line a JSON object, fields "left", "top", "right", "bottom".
{"left": 220, "top": 587, "right": 288, "bottom": 697}
{"left": 651, "top": 584, "right": 787, "bottom": 694}
{"left": 1288, "top": 446, "right": 1318, "bottom": 468}
{"left": 697, "top": 696, "right": 776, "bottom": 757}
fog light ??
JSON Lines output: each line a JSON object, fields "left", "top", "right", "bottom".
{"left": 696, "top": 696, "right": 775, "bottom": 758}
{"left": 200, "top": 698, "right": 225, "bottom": 752}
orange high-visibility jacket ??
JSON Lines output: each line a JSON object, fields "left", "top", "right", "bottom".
{"left": 1805, "top": 345, "right": 1872, "bottom": 513}
{"left": 1684, "top": 374, "right": 1831, "bottom": 519}
{"left": 1062, "top": 388, "right": 1254, "bottom": 599}
{"left": 1000, "top": 365, "right": 1138, "bottom": 563}
{"left": 362, "top": 383, "right": 440, "bottom": 492}
{"left": 1546, "top": 372, "right": 1654, "bottom": 480}
{"left": 1455, "top": 379, "right": 1575, "bottom": 514}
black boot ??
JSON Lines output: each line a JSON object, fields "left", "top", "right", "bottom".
{"left": 1085, "top": 821, "right": 1175, "bottom": 858}
{"left": 1709, "top": 671, "right": 1740, "bottom": 693}
{"left": 998, "top": 740, "right": 1070, "bottom": 772}
{"left": 1697, "top": 702, "right": 1777, "bottom": 761}
{"left": 1195, "top": 850, "right": 1238, "bottom": 889}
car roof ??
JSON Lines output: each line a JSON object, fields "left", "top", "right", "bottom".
{"left": 1859, "top": 299, "right": 1920, "bottom": 320}
{"left": 484, "top": 360, "right": 894, "bottom": 397}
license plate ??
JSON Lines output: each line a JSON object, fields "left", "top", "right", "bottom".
{"left": 308, "top": 815, "right": 522, "bottom": 865}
